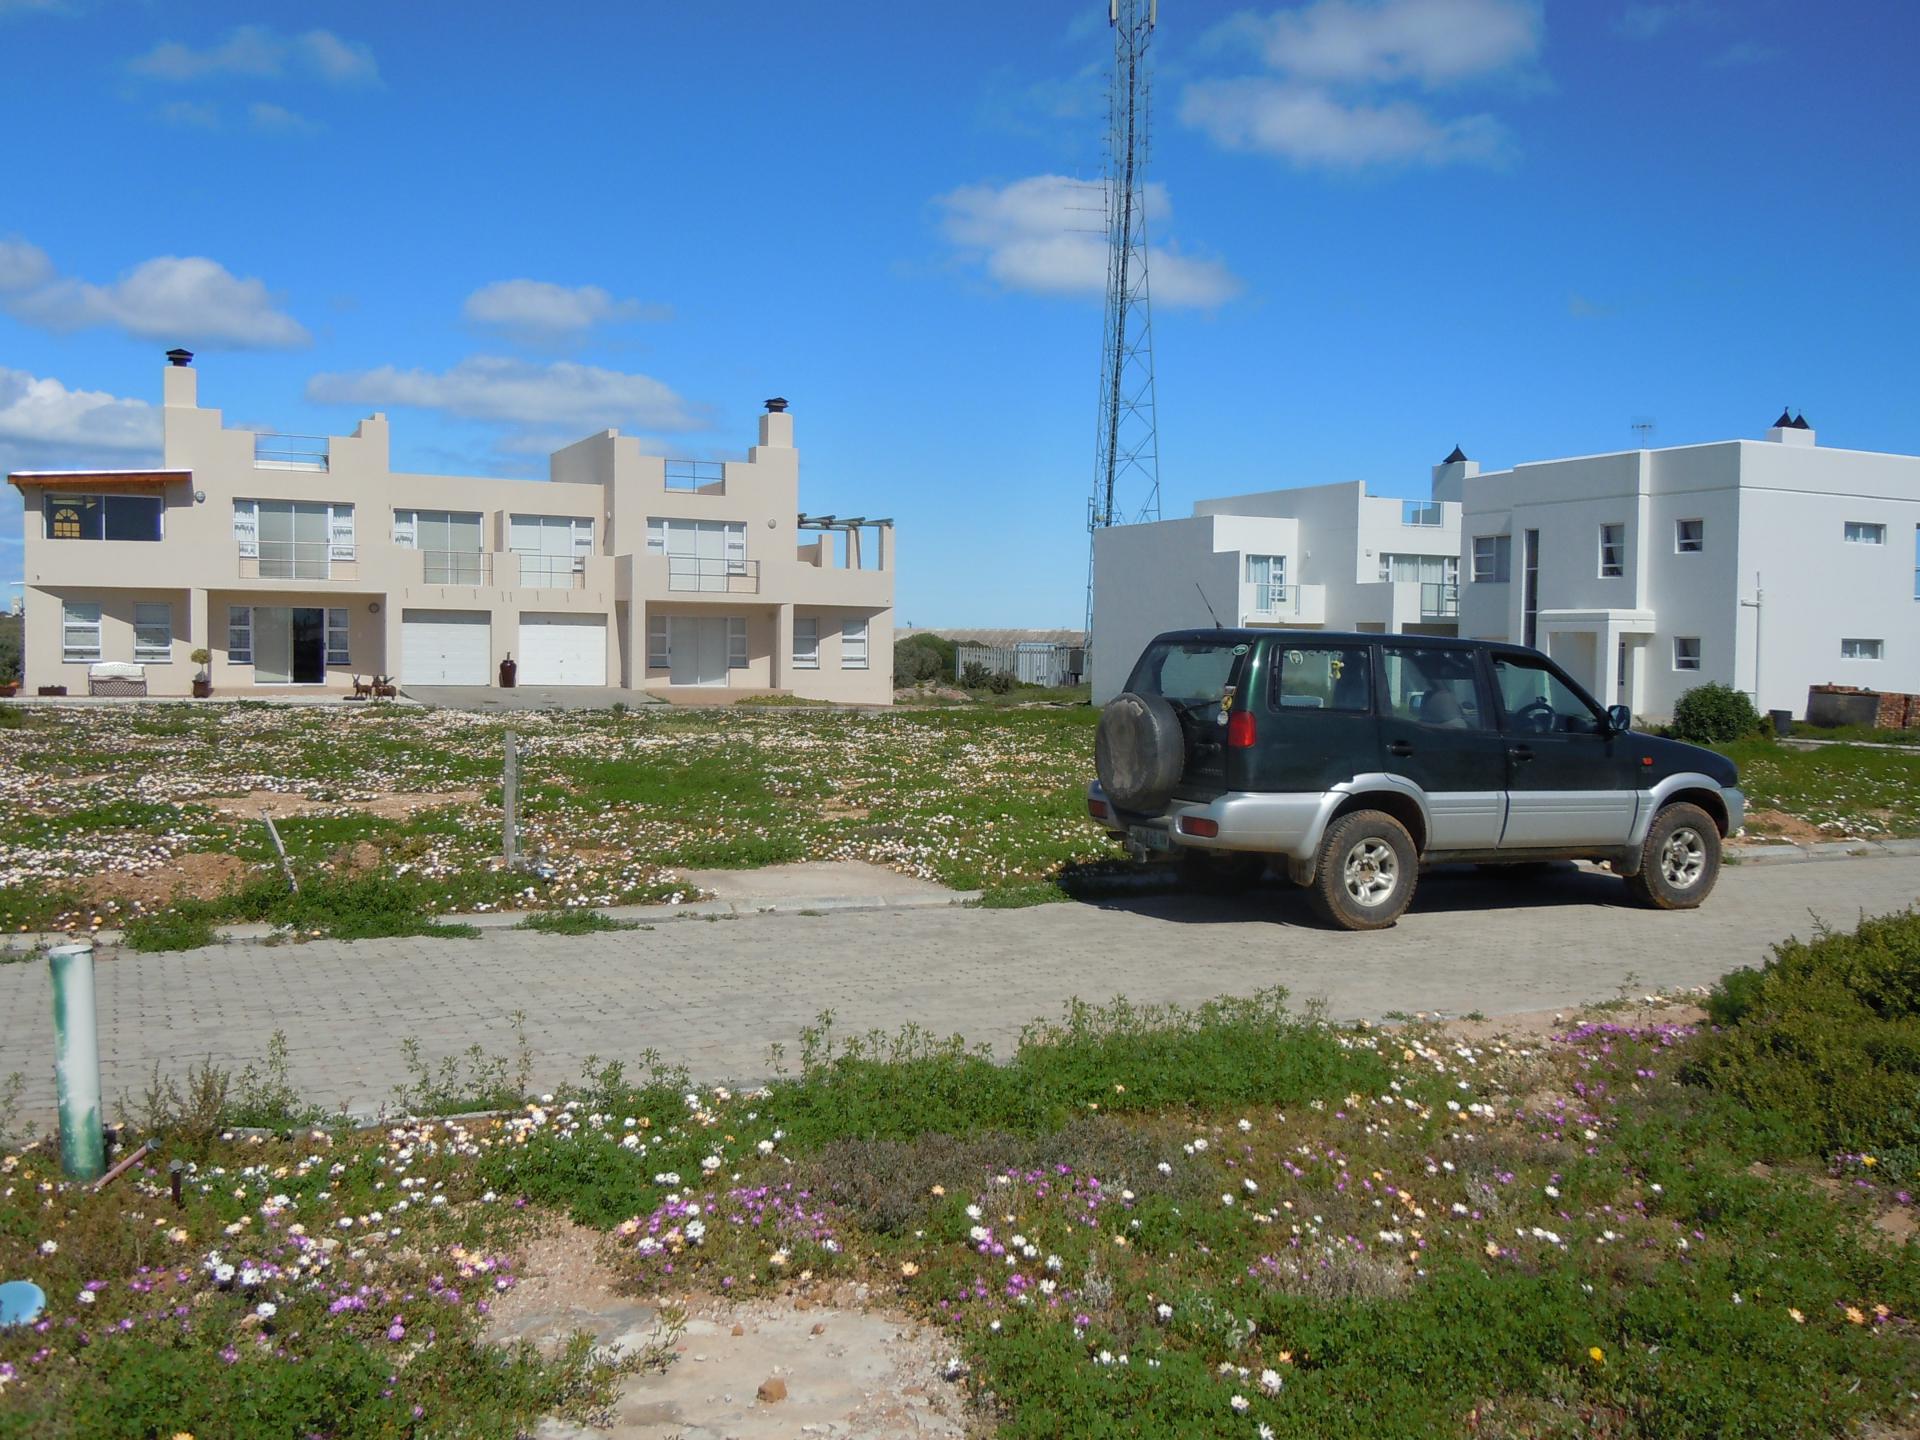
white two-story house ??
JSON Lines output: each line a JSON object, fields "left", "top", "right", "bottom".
{"left": 10, "top": 351, "right": 895, "bottom": 703}
{"left": 1090, "top": 475, "right": 1463, "bottom": 703}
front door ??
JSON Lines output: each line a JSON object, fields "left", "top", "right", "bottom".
{"left": 1376, "top": 643, "right": 1508, "bottom": 849}
{"left": 252, "top": 607, "right": 327, "bottom": 684}
{"left": 1490, "top": 650, "right": 1639, "bottom": 847}
{"left": 668, "top": 617, "right": 728, "bottom": 686}
{"left": 289, "top": 608, "right": 326, "bottom": 684}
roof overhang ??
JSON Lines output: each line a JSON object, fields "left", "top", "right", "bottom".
{"left": 6, "top": 469, "right": 190, "bottom": 491}
{"left": 1536, "top": 608, "right": 1657, "bottom": 635}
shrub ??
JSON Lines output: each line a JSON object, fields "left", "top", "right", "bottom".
{"left": 985, "top": 669, "right": 1016, "bottom": 695}
{"left": 958, "top": 659, "right": 994, "bottom": 689}
{"left": 1669, "top": 682, "right": 1762, "bottom": 744}
{"left": 1688, "top": 908, "right": 1920, "bottom": 1175}
{"left": 893, "top": 632, "right": 956, "bottom": 687}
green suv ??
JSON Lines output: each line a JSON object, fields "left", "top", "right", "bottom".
{"left": 1089, "top": 629, "right": 1744, "bottom": 931}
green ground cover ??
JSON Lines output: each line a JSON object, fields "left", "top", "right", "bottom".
{"left": 6, "top": 912, "right": 1920, "bottom": 1437}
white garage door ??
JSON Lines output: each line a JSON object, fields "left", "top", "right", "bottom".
{"left": 402, "top": 609, "right": 491, "bottom": 686}
{"left": 517, "top": 613, "right": 607, "bottom": 686}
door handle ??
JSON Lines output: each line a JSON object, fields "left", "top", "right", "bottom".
{"left": 1509, "top": 745, "right": 1534, "bottom": 762}
{"left": 1386, "top": 740, "right": 1414, "bottom": 758}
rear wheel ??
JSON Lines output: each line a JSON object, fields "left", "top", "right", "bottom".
{"left": 1623, "top": 802, "right": 1721, "bottom": 909}
{"left": 1180, "top": 851, "right": 1267, "bottom": 895}
{"left": 1309, "top": 810, "right": 1417, "bottom": 931}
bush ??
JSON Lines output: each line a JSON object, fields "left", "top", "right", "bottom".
{"left": 958, "top": 659, "right": 993, "bottom": 688}
{"left": 985, "top": 669, "right": 1015, "bottom": 694}
{"left": 893, "top": 632, "right": 956, "bottom": 687}
{"left": 1669, "top": 682, "right": 1762, "bottom": 744}
{"left": 1688, "top": 908, "right": 1920, "bottom": 1175}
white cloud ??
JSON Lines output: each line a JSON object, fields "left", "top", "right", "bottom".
{"left": 462, "top": 279, "right": 671, "bottom": 339}
{"left": 1217, "top": 0, "right": 1542, "bottom": 87}
{"left": 0, "top": 237, "right": 53, "bottom": 292}
{"left": 1614, "top": 2, "right": 1711, "bottom": 41}
{"left": 935, "top": 175, "right": 1242, "bottom": 309}
{"left": 1181, "top": 79, "right": 1510, "bottom": 167}
{"left": 5, "top": 251, "right": 309, "bottom": 348}
{"left": 0, "top": 368, "right": 161, "bottom": 453}
{"left": 1185, "top": 0, "right": 1537, "bottom": 170}
{"left": 248, "top": 101, "right": 318, "bottom": 135}
{"left": 305, "top": 356, "right": 704, "bottom": 433}
{"left": 129, "top": 26, "right": 379, "bottom": 86}
{"left": 158, "top": 99, "right": 220, "bottom": 129}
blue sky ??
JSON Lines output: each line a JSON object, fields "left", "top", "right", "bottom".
{"left": 2, "top": 0, "right": 1915, "bottom": 625}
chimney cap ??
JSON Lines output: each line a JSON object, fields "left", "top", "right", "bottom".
{"left": 165, "top": 348, "right": 194, "bottom": 366}
{"left": 764, "top": 396, "right": 789, "bottom": 413}
{"left": 1792, "top": 412, "right": 1811, "bottom": 430}
{"left": 1772, "top": 406, "right": 1794, "bottom": 428}
{"left": 1442, "top": 444, "right": 1469, "bottom": 465}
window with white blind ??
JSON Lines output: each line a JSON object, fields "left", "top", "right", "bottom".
{"left": 228, "top": 606, "right": 254, "bottom": 664}
{"left": 394, "top": 510, "right": 484, "bottom": 583}
{"left": 235, "top": 500, "right": 353, "bottom": 578}
{"left": 133, "top": 602, "right": 172, "bottom": 662}
{"left": 326, "top": 608, "right": 351, "bottom": 666}
{"left": 793, "top": 617, "right": 819, "bottom": 669}
{"left": 62, "top": 601, "right": 102, "bottom": 662}
{"left": 841, "top": 618, "right": 869, "bottom": 670}
{"left": 728, "top": 616, "right": 748, "bottom": 669}
{"left": 647, "top": 615, "right": 669, "bottom": 670}
{"left": 509, "top": 514, "right": 594, "bottom": 586}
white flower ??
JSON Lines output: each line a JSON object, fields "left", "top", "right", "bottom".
{"left": 1230, "top": 1394, "right": 1250, "bottom": 1413}
{"left": 756, "top": 1139, "right": 775, "bottom": 1155}
{"left": 1243, "top": 1178, "right": 1258, "bottom": 1193}
{"left": 701, "top": 1156, "right": 722, "bottom": 1173}
{"left": 256, "top": 1302, "right": 277, "bottom": 1320}
{"left": 1260, "top": 1368, "right": 1283, "bottom": 1394}
{"left": 1237, "top": 1118, "right": 1252, "bottom": 1132}
{"left": 1156, "top": 1162, "right": 1172, "bottom": 1176}
{"left": 1222, "top": 1193, "right": 1235, "bottom": 1207}
{"left": 37, "top": 1241, "right": 56, "bottom": 1256}
{"left": 1155, "top": 1303, "right": 1173, "bottom": 1321}
{"left": 621, "top": 1135, "right": 640, "bottom": 1150}
{"left": 1193, "top": 1138, "right": 1209, "bottom": 1152}
{"left": 969, "top": 1226, "right": 990, "bottom": 1243}
{"left": 1544, "top": 1185, "right": 1560, "bottom": 1199}
{"left": 1045, "top": 1254, "right": 1063, "bottom": 1272}
{"left": 685, "top": 1219, "right": 707, "bottom": 1243}
{"left": 965, "top": 1204, "right": 982, "bottom": 1220}
{"left": 77, "top": 1290, "right": 95, "bottom": 1305}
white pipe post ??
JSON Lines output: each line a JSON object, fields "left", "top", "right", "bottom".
{"left": 503, "top": 731, "right": 519, "bottom": 871}
{"left": 48, "top": 941, "right": 105, "bottom": 1182}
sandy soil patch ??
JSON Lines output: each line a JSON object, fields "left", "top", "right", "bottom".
{"left": 77, "top": 851, "right": 250, "bottom": 908}
{"left": 201, "top": 788, "right": 482, "bottom": 820}
{"left": 1742, "top": 808, "right": 1835, "bottom": 844}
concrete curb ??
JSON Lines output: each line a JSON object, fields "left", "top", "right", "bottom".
{"left": 0, "top": 888, "right": 981, "bottom": 958}
{"left": 1725, "top": 837, "right": 1920, "bottom": 864}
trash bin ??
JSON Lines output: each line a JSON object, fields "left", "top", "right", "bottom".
{"left": 1769, "top": 708, "right": 1792, "bottom": 738}
{"left": 499, "top": 655, "right": 517, "bottom": 689}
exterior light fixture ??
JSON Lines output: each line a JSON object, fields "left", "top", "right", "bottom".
{"left": 368, "top": 601, "right": 381, "bottom": 614}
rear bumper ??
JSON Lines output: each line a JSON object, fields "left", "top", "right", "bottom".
{"left": 1087, "top": 780, "right": 1334, "bottom": 862}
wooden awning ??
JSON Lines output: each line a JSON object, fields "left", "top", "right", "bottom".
{"left": 6, "top": 469, "right": 190, "bottom": 491}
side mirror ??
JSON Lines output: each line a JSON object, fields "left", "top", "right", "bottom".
{"left": 1606, "top": 704, "right": 1632, "bottom": 733}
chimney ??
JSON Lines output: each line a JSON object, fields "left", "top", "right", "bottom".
{"left": 1431, "top": 443, "right": 1479, "bottom": 502}
{"left": 1765, "top": 406, "right": 1816, "bottom": 447}
{"left": 758, "top": 395, "right": 793, "bottom": 448}
{"left": 162, "top": 347, "right": 197, "bottom": 408}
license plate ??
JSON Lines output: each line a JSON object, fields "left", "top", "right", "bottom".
{"left": 1129, "top": 825, "right": 1173, "bottom": 854}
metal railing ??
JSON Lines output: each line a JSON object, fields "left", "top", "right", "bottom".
{"left": 254, "top": 540, "right": 334, "bottom": 580}
{"left": 664, "top": 459, "right": 726, "bottom": 494}
{"left": 1401, "top": 501, "right": 1444, "bottom": 527}
{"left": 1421, "top": 581, "right": 1461, "bottom": 617}
{"left": 516, "top": 554, "right": 584, "bottom": 589}
{"left": 1248, "top": 582, "right": 1294, "bottom": 615}
{"left": 423, "top": 549, "right": 489, "bottom": 586}
{"left": 667, "top": 555, "right": 759, "bottom": 593}
{"left": 254, "top": 434, "right": 330, "bottom": 471}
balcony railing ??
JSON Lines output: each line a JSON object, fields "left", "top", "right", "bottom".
{"left": 1248, "top": 582, "right": 1295, "bottom": 615}
{"left": 667, "top": 555, "right": 759, "bottom": 593}
{"left": 253, "top": 540, "right": 335, "bottom": 580}
{"left": 516, "top": 554, "right": 584, "bottom": 590}
{"left": 423, "top": 549, "right": 489, "bottom": 586}
{"left": 1421, "top": 581, "right": 1461, "bottom": 618}
{"left": 664, "top": 459, "right": 726, "bottom": 495}
{"left": 1401, "top": 501, "right": 1444, "bottom": 527}
{"left": 254, "top": 434, "right": 330, "bottom": 471}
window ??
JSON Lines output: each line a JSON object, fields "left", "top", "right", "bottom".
{"left": 1471, "top": 535, "right": 1511, "bottom": 583}
{"left": 1673, "top": 637, "right": 1702, "bottom": 671}
{"left": 841, "top": 618, "right": 868, "bottom": 670}
{"left": 132, "top": 602, "right": 172, "bottom": 662}
{"left": 1490, "top": 653, "right": 1606, "bottom": 735}
{"left": 793, "top": 617, "right": 819, "bottom": 669}
{"left": 509, "top": 514, "right": 593, "bottom": 586}
{"left": 62, "top": 601, "right": 102, "bottom": 662}
{"left": 1599, "top": 523, "right": 1625, "bottom": 578}
{"left": 1381, "top": 646, "right": 1487, "bottom": 730}
{"left": 646, "top": 615, "right": 669, "bottom": 670}
{"left": 1401, "top": 501, "right": 1443, "bottom": 527}
{"left": 1844, "top": 521, "right": 1886, "bottom": 545}
{"left": 1126, "top": 637, "right": 1244, "bottom": 703}
{"left": 326, "top": 608, "right": 351, "bottom": 666}
{"left": 727, "top": 616, "right": 748, "bottom": 670}
{"left": 1271, "top": 644, "right": 1372, "bottom": 712}
{"left": 1246, "top": 554, "right": 1287, "bottom": 611}
{"left": 395, "top": 510, "right": 484, "bottom": 584}
{"left": 44, "top": 494, "right": 163, "bottom": 542}
{"left": 1378, "top": 553, "right": 1457, "bottom": 585}
{"left": 1841, "top": 638, "right": 1885, "bottom": 661}
{"left": 241, "top": 500, "right": 350, "bottom": 579}
{"left": 228, "top": 606, "right": 253, "bottom": 665}
{"left": 1676, "top": 518, "right": 1704, "bottom": 553}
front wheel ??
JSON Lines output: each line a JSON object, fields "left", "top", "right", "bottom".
{"left": 1308, "top": 810, "right": 1417, "bottom": 931}
{"left": 1623, "top": 802, "right": 1721, "bottom": 910}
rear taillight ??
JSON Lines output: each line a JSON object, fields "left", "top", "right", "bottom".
{"left": 1089, "top": 798, "right": 1110, "bottom": 820}
{"left": 1226, "top": 710, "right": 1257, "bottom": 749}
{"left": 1179, "top": 816, "right": 1220, "bottom": 838}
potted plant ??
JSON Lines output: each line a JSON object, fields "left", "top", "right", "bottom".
{"left": 190, "top": 648, "right": 213, "bottom": 698}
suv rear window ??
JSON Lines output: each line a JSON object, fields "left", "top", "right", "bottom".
{"left": 1127, "top": 638, "right": 1247, "bottom": 703}
{"left": 1271, "top": 644, "right": 1372, "bottom": 712}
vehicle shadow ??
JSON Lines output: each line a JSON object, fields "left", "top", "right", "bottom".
{"left": 1065, "top": 861, "right": 1631, "bottom": 928}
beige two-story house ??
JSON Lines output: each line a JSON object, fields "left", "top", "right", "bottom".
{"left": 10, "top": 352, "right": 895, "bottom": 703}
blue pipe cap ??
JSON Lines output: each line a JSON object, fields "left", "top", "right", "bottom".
{"left": 0, "top": 1279, "right": 46, "bottom": 1328}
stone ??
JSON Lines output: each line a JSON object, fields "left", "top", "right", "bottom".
{"left": 794, "top": 1296, "right": 812, "bottom": 1311}
{"left": 757, "top": 1376, "right": 788, "bottom": 1403}
{"left": 732, "top": 1322, "right": 746, "bottom": 1336}
{"left": 810, "top": 1322, "right": 827, "bottom": 1336}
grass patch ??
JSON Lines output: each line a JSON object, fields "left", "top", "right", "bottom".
{"left": 1720, "top": 736, "right": 1920, "bottom": 838}
{"left": 121, "top": 905, "right": 222, "bottom": 953}
{"left": 516, "top": 908, "right": 641, "bottom": 935}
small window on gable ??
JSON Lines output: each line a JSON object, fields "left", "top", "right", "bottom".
{"left": 1676, "top": 519, "right": 1704, "bottom": 553}
{"left": 1841, "top": 638, "right": 1885, "bottom": 661}
{"left": 1844, "top": 521, "right": 1886, "bottom": 545}
{"left": 1673, "top": 637, "right": 1702, "bottom": 671}
{"left": 1599, "top": 523, "right": 1625, "bottom": 578}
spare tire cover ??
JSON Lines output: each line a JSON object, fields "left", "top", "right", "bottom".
{"left": 1096, "top": 691, "right": 1186, "bottom": 811}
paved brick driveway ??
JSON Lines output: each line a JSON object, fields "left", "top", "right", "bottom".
{"left": 4, "top": 858, "right": 1916, "bottom": 1123}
